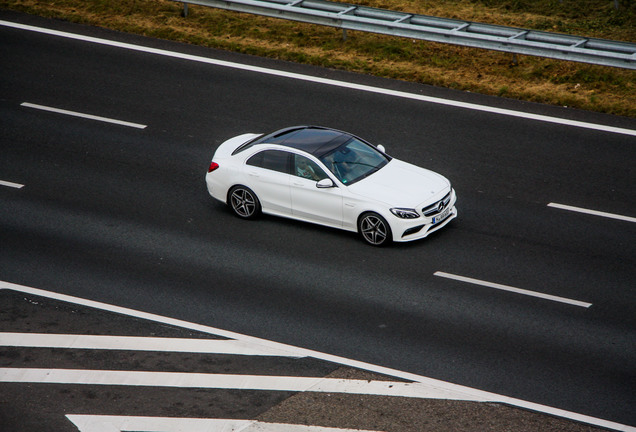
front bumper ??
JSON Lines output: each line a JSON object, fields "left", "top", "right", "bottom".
{"left": 390, "top": 189, "right": 458, "bottom": 242}
{"left": 394, "top": 206, "right": 457, "bottom": 242}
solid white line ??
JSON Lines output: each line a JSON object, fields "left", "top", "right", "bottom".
{"left": 20, "top": 102, "right": 147, "bottom": 129}
{"left": 0, "top": 333, "right": 301, "bottom": 357}
{"left": 0, "top": 179, "right": 24, "bottom": 189}
{"left": 3, "top": 280, "right": 633, "bottom": 432}
{"left": 66, "top": 415, "right": 380, "bottom": 432}
{"left": 3, "top": 20, "right": 636, "bottom": 138}
{"left": 0, "top": 368, "right": 487, "bottom": 401}
{"left": 434, "top": 271, "right": 592, "bottom": 308}
{"left": 548, "top": 202, "right": 636, "bottom": 223}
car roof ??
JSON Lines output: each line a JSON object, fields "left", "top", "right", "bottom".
{"left": 250, "top": 126, "right": 353, "bottom": 157}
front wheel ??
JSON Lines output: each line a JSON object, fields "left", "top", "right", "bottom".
{"left": 228, "top": 186, "right": 261, "bottom": 219}
{"left": 358, "top": 212, "right": 392, "bottom": 246}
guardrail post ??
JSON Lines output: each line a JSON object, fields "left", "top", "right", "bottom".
{"left": 182, "top": 2, "right": 189, "bottom": 17}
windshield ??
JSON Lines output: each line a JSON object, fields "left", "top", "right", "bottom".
{"left": 319, "top": 137, "right": 389, "bottom": 185}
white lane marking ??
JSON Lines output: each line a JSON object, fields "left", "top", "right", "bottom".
{"left": 0, "top": 333, "right": 301, "bottom": 357}
{"left": 0, "top": 368, "right": 489, "bottom": 401}
{"left": 2, "top": 20, "right": 636, "bottom": 138}
{"left": 548, "top": 202, "right": 636, "bottom": 223}
{"left": 0, "top": 179, "right": 24, "bottom": 189}
{"left": 66, "top": 415, "right": 380, "bottom": 432}
{"left": 434, "top": 271, "right": 592, "bottom": 308}
{"left": 2, "top": 281, "right": 632, "bottom": 432}
{"left": 20, "top": 102, "right": 147, "bottom": 129}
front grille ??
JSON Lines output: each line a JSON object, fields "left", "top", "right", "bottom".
{"left": 422, "top": 191, "right": 451, "bottom": 217}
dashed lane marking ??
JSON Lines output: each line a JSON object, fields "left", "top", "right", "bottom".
{"left": 434, "top": 271, "right": 593, "bottom": 308}
{"left": 548, "top": 202, "right": 636, "bottom": 223}
{"left": 20, "top": 102, "right": 147, "bottom": 129}
{"left": 0, "top": 179, "right": 24, "bottom": 189}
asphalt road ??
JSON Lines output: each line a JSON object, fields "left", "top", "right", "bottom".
{"left": 1, "top": 10, "right": 635, "bottom": 429}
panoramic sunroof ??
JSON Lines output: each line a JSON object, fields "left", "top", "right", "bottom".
{"left": 271, "top": 127, "right": 349, "bottom": 155}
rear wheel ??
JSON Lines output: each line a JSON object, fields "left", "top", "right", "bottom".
{"left": 228, "top": 186, "right": 260, "bottom": 219}
{"left": 358, "top": 212, "right": 392, "bottom": 246}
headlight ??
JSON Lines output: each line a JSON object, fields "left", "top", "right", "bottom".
{"left": 390, "top": 208, "right": 420, "bottom": 219}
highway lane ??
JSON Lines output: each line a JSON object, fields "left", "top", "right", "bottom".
{"left": 1, "top": 11, "right": 635, "bottom": 427}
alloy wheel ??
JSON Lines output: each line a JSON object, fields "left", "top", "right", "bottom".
{"left": 360, "top": 213, "right": 391, "bottom": 246}
{"left": 230, "top": 187, "right": 258, "bottom": 218}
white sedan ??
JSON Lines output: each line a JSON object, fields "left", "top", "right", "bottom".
{"left": 206, "top": 126, "right": 457, "bottom": 246}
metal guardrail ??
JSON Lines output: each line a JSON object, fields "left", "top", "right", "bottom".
{"left": 174, "top": 0, "right": 636, "bottom": 69}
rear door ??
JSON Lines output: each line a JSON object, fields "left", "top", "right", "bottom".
{"left": 244, "top": 150, "right": 292, "bottom": 216}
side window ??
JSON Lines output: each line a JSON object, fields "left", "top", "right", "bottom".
{"left": 246, "top": 150, "right": 290, "bottom": 174}
{"left": 294, "top": 155, "right": 328, "bottom": 182}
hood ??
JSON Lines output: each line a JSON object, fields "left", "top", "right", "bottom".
{"left": 348, "top": 159, "right": 450, "bottom": 207}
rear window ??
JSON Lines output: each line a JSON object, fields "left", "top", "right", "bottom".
{"left": 231, "top": 134, "right": 264, "bottom": 155}
{"left": 246, "top": 150, "right": 290, "bottom": 174}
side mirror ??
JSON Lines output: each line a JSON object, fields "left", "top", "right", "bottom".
{"left": 316, "top": 178, "right": 335, "bottom": 189}
{"left": 377, "top": 144, "right": 386, "bottom": 153}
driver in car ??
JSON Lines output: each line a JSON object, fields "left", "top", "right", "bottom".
{"left": 296, "top": 158, "right": 321, "bottom": 181}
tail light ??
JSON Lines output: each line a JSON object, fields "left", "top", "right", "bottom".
{"left": 208, "top": 162, "right": 219, "bottom": 173}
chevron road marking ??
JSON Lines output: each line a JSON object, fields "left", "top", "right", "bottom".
{"left": 0, "top": 333, "right": 301, "bottom": 357}
{"left": 1, "top": 280, "right": 634, "bottom": 432}
{"left": 66, "top": 415, "right": 380, "bottom": 432}
{"left": 0, "top": 368, "right": 489, "bottom": 401}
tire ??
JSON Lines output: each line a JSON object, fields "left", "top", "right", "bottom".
{"left": 228, "top": 186, "right": 261, "bottom": 219}
{"left": 358, "top": 212, "right": 392, "bottom": 246}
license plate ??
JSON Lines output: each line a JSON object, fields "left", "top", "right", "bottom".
{"left": 433, "top": 208, "right": 450, "bottom": 224}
